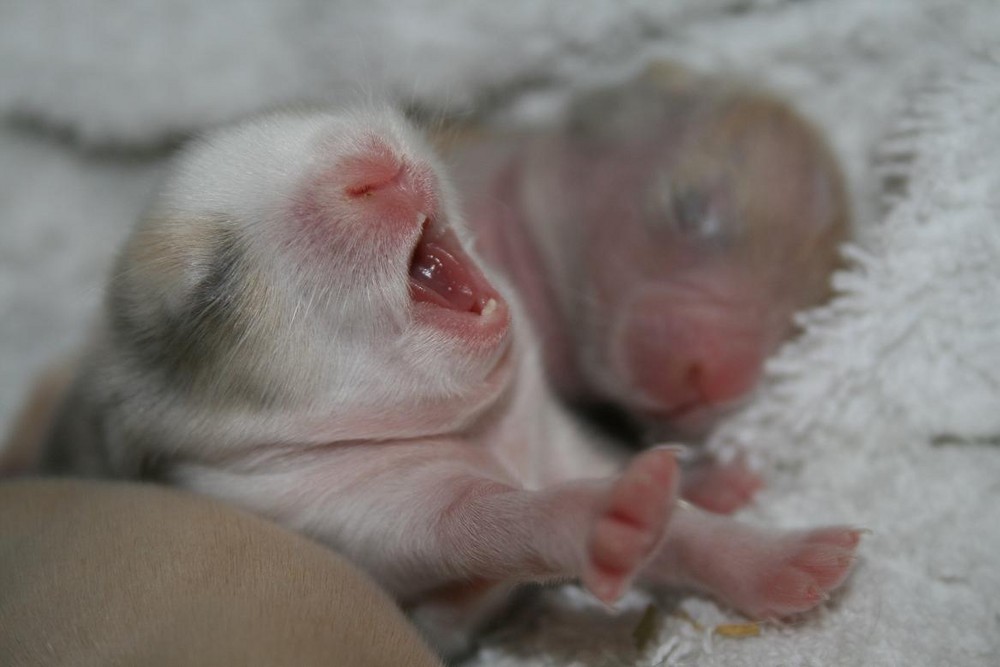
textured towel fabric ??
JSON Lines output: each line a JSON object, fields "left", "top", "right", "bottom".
{"left": 0, "top": 1, "right": 998, "bottom": 666}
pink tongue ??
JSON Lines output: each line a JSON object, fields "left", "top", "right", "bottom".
{"left": 409, "top": 229, "right": 483, "bottom": 313}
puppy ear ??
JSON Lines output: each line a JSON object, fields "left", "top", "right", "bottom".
{"left": 113, "top": 214, "right": 236, "bottom": 319}
{"left": 107, "top": 215, "right": 249, "bottom": 375}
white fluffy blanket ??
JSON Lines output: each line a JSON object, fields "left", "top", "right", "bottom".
{"left": 1, "top": 1, "right": 998, "bottom": 665}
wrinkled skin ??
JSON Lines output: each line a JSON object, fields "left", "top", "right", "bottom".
{"left": 38, "top": 109, "right": 859, "bottom": 657}
{"left": 438, "top": 68, "right": 849, "bottom": 512}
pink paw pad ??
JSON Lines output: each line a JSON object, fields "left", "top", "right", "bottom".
{"left": 582, "top": 448, "right": 679, "bottom": 604}
{"left": 744, "top": 526, "right": 863, "bottom": 618}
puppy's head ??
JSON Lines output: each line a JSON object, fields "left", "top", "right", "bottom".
{"left": 109, "top": 109, "right": 512, "bottom": 425}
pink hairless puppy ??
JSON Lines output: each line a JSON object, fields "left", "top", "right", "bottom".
{"left": 439, "top": 66, "right": 849, "bottom": 512}
{"left": 39, "top": 107, "right": 859, "bottom": 655}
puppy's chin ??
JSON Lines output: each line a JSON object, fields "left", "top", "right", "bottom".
{"left": 400, "top": 305, "right": 514, "bottom": 399}
{"left": 410, "top": 296, "right": 511, "bottom": 352}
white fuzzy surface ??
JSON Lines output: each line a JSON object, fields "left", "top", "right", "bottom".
{"left": 1, "top": 1, "right": 998, "bottom": 665}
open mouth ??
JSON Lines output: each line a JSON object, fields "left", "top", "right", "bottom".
{"left": 408, "top": 215, "right": 500, "bottom": 317}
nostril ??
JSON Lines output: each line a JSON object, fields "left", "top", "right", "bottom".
{"left": 340, "top": 136, "right": 405, "bottom": 198}
{"left": 344, "top": 162, "right": 405, "bottom": 198}
{"left": 342, "top": 159, "right": 439, "bottom": 219}
{"left": 347, "top": 184, "right": 376, "bottom": 198}
{"left": 346, "top": 183, "right": 377, "bottom": 197}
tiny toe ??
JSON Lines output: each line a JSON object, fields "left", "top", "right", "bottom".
{"left": 581, "top": 568, "right": 625, "bottom": 606}
{"left": 607, "top": 449, "right": 678, "bottom": 528}
{"left": 589, "top": 516, "right": 651, "bottom": 575}
{"left": 688, "top": 486, "right": 756, "bottom": 515}
{"left": 637, "top": 447, "right": 681, "bottom": 485}
{"left": 754, "top": 568, "right": 827, "bottom": 616}
{"left": 789, "top": 544, "right": 856, "bottom": 590}
{"left": 807, "top": 526, "right": 865, "bottom": 549}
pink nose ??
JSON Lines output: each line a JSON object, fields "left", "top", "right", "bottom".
{"left": 339, "top": 137, "right": 439, "bottom": 224}
{"left": 619, "top": 305, "right": 765, "bottom": 414}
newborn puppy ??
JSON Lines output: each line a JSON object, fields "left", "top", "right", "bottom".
{"left": 439, "top": 67, "right": 849, "bottom": 511}
{"left": 40, "top": 108, "right": 859, "bottom": 656}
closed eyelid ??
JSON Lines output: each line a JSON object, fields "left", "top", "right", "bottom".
{"left": 671, "top": 188, "right": 710, "bottom": 235}
{"left": 645, "top": 175, "right": 732, "bottom": 246}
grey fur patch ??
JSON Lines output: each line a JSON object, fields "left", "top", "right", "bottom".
{"left": 107, "top": 217, "right": 286, "bottom": 411}
{"left": 109, "top": 223, "right": 245, "bottom": 381}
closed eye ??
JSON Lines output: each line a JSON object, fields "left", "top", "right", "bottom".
{"left": 672, "top": 188, "right": 710, "bottom": 236}
{"left": 648, "top": 180, "right": 729, "bottom": 245}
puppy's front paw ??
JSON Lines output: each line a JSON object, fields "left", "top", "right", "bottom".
{"left": 582, "top": 447, "right": 679, "bottom": 604}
